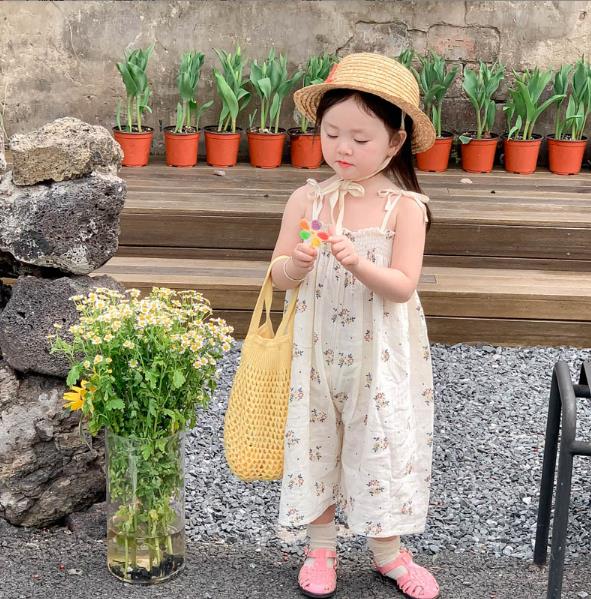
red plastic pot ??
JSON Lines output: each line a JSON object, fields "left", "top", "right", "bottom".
{"left": 416, "top": 133, "right": 453, "bottom": 172}
{"left": 113, "top": 128, "right": 153, "bottom": 167}
{"left": 547, "top": 135, "right": 587, "bottom": 175}
{"left": 164, "top": 127, "right": 199, "bottom": 167}
{"left": 247, "top": 129, "right": 286, "bottom": 169}
{"left": 289, "top": 129, "right": 323, "bottom": 168}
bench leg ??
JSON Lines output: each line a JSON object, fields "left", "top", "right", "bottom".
{"left": 534, "top": 372, "right": 561, "bottom": 566}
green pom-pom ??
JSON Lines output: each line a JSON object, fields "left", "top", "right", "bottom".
{"left": 299, "top": 230, "right": 311, "bottom": 240}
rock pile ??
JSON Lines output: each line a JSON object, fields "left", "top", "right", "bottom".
{"left": 0, "top": 117, "right": 126, "bottom": 527}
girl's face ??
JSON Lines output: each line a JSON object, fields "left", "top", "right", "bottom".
{"left": 320, "top": 96, "right": 406, "bottom": 180}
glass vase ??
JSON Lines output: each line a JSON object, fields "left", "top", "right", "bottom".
{"left": 105, "top": 429, "right": 186, "bottom": 584}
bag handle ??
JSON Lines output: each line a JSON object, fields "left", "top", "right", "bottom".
{"left": 247, "top": 255, "right": 300, "bottom": 337}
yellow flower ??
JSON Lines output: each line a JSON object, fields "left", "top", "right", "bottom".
{"left": 83, "top": 360, "right": 91, "bottom": 369}
{"left": 63, "top": 380, "right": 96, "bottom": 411}
{"left": 105, "top": 357, "right": 112, "bottom": 364}
{"left": 94, "top": 355, "right": 103, "bottom": 365}
{"left": 129, "top": 359, "right": 138, "bottom": 368}
{"left": 104, "top": 333, "right": 114, "bottom": 342}
{"left": 53, "top": 323, "right": 63, "bottom": 329}
{"left": 123, "top": 340, "right": 135, "bottom": 350}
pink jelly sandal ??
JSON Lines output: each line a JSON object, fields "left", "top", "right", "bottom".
{"left": 298, "top": 547, "right": 337, "bottom": 598}
{"left": 373, "top": 549, "right": 440, "bottom": 599}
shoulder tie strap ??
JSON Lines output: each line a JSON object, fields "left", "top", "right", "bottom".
{"left": 377, "top": 189, "right": 402, "bottom": 232}
{"left": 306, "top": 179, "right": 324, "bottom": 220}
{"left": 378, "top": 188, "right": 430, "bottom": 226}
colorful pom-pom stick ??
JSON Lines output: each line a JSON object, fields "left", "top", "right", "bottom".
{"left": 299, "top": 230, "right": 311, "bottom": 241}
{"left": 310, "top": 237, "right": 321, "bottom": 248}
{"left": 311, "top": 219, "right": 321, "bottom": 231}
{"left": 317, "top": 231, "right": 329, "bottom": 241}
{"left": 299, "top": 219, "right": 310, "bottom": 231}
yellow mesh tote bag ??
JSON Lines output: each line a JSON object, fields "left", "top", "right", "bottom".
{"left": 224, "top": 256, "right": 299, "bottom": 481}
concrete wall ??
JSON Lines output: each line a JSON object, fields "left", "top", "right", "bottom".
{"left": 1, "top": 0, "right": 590, "bottom": 155}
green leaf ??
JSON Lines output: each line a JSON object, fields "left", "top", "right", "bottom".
{"left": 172, "top": 370, "right": 186, "bottom": 389}
{"left": 459, "top": 134, "right": 473, "bottom": 144}
{"left": 107, "top": 398, "right": 125, "bottom": 411}
{"left": 66, "top": 363, "right": 83, "bottom": 387}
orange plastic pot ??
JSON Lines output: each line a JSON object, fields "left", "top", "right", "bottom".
{"left": 164, "top": 127, "right": 199, "bottom": 167}
{"left": 547, "top": 135, "right": 587, "bottom": 175}
{"left": 113, "top": 128, "right": 153, "bottom": 167}
{"left": 204, "top": 127, "right": 242, "bottom": 167}
{"left": 503, "top": 135, "right": 542, "bottom": 174}
{"left": 247, "top": 129, "right": 286, "bottom": 169}
{"left": 460, "top": 134, "right": 499, "bottom": 173}
{"left": 289, "top": 129, "right": 323, "bottom": 168}
{"left": 415, "top": 134, "right": 453, "bottom": 172}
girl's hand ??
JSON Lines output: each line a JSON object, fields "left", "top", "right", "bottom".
{"left": 291, "top": 242, "right": 318, "bottom": 274}
{"left": 328, "top": 226, "right": 359, "bottom": 270}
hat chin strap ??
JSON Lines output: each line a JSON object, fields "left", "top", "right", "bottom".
{"left": 352, "top": 154, "right": 393, "bottom": 183}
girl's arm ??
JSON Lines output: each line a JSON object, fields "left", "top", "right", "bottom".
{"left": 348, "top": 196, "right": 427, "bottom": 302}
{"left": 271, "top": 185, "right": 318, "bottom": 291}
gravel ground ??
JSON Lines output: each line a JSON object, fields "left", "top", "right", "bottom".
{"left": 186, "top": 342, "right": 591, "bottom": 562}
{"left": 1, "top": 521, "right": 591, "bottom": 599}
{"left": 2, "top": 342, "right": 591, "bottom": 599}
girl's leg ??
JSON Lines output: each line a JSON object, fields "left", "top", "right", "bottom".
{"left": 307, "top": 504, "right": 337, "bottom": 559}
{"left": 311, "top": 504, "right": 336, "bottom": 525}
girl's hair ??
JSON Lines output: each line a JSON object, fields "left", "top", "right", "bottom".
{"left": 314, "top": 89, "right": 432, "bottom": 230}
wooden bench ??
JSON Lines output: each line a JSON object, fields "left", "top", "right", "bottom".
{"left": 95, "top": 161, "right": 591, "bottom": 347}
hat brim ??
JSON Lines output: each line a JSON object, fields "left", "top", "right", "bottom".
{"left": 293, "top": 82, "right": 436, "bottom": 154}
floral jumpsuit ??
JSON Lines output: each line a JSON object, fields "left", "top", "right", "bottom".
{"left": 278, "top": 178, "right": 434, "bottom": 538}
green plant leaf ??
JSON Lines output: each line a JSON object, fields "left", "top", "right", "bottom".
{"left": 172, "top": 370, "right": 186, "bottom": 389}
{"left": 66, "top": 363, "right": 83, "bottom": 387}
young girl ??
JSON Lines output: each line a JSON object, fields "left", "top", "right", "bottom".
{"left": 270, "top": 53, "right": 439, "bottom": 599}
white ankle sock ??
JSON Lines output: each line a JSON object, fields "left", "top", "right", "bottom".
{"left": 368, "top": 537, "right": 406, "bottom": 580}
{"left": 305, "top": 521, "right": 337, "bottom": 566}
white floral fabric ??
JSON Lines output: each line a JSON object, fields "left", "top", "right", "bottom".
{"left": 278, "top": 181, "right": 434, "bottom": 538}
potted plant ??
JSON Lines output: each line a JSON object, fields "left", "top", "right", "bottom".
{"left": 49, "top": 287, "right": 233, "bottom": 584}
{"left": 114, "top": 44, "right": 155, "bottom": 167}
{"left": 164, "top": 52, "right": 212, "bottom": 168}
{"left": 247, "top": 49, "right": 303, "bottom": 168}
{"left": 396, "top": 48, "right": 414, "bottom": 69}
{"left": 547, "top": 59, "right": 591, "bottom": 175}
{"left": 205, "top": 46, "right": 251, "bottom": 167}
{"left": 458, "top": 61, "right": 504, "bottom": 173}
{"left": 289, "top": 53, "right": 336, "bottom": 169}
{"left": 503, "top": 67, "right": 565, "bottom": 174}
{"left": 412, "top": 51, "right": 458, "bottom": 172}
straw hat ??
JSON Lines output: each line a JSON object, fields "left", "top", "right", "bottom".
{"left": 293, "top": 52, "right": 436, "bottom": 154}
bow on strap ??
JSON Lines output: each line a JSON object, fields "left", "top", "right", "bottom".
{"left": 378, "top": 188, "right": 430, "bottom": 224}
{"left": 307, "top": 178, "right": 366, "bottom": 234}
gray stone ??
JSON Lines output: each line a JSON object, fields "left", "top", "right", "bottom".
{"left": 0, "top": 274, "right": 125, "bottom": 377}
{"left": 0, "top": 131, "right": 5, "bottom": 174}
{"left": 0, "top": 171, "right": 126, "bottom": 275}
{"left": 0, "top": 361, "right": 19, "bottom": 413}
{"left": 0, "top": 371, "right": 105, "bottom": 527}
{"left": 9, "top": 117, "right": 122, "bottom": 186}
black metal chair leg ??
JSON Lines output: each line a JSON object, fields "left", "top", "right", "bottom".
{"left": 546, "top": 448, "right": 574, "bottom": 599}
{"left": 545, "top": 361, "right": 578, "bottom": 599}
{"left": 534, "top": 369, "right": 561, "bottom": 566}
